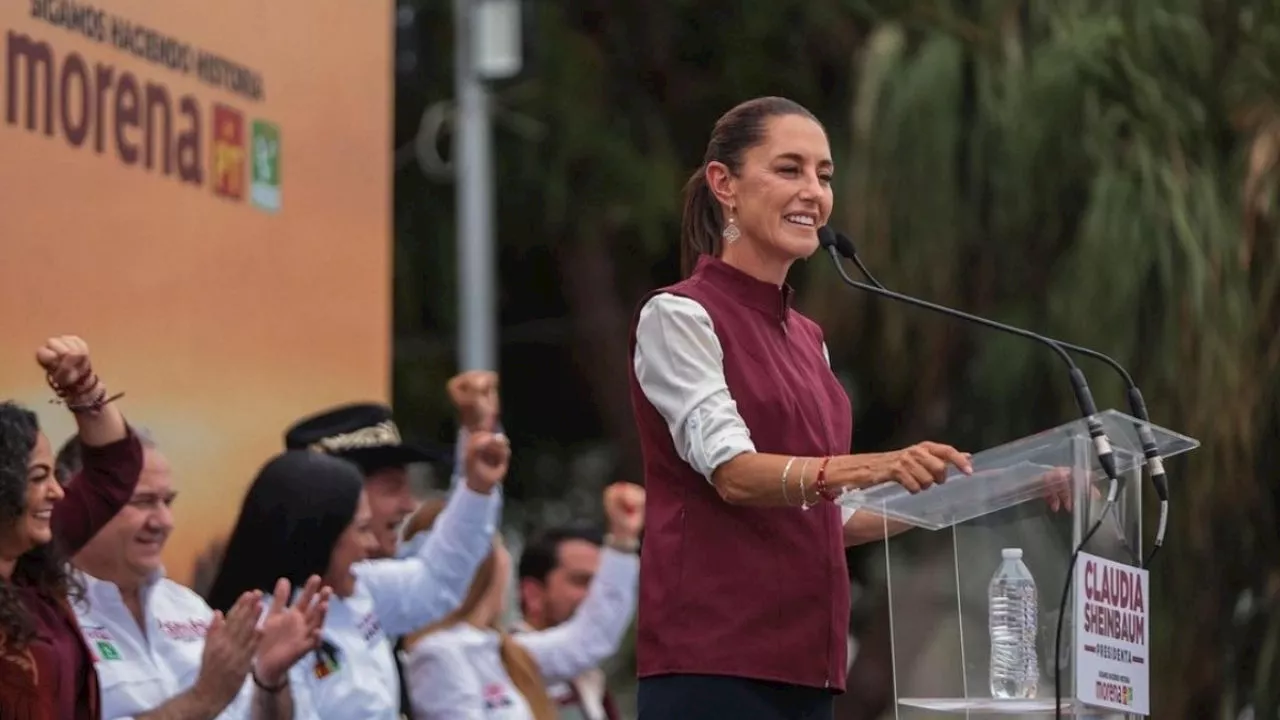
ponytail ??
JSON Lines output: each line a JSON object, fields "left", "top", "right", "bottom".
{"left": 680, "top": 165, "right": 723, "bottom": 278}
{"left": 499, "top": 634, "right": 558, "bottom": 720}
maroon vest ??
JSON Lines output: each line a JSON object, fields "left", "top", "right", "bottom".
{"left": 628, "top": 255, "right": 854, "bottom": 692}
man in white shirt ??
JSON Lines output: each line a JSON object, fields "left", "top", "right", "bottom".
{"left": 62, "top": 432, "right": 325, "bottom": 720}
{"left": 516, "top": 526, "right": 630, "bottom": 720}
{"left": 283, "top": 373, "right": 503, "bottom": 720}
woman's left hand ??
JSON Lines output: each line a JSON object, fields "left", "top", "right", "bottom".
{"left": 254, "top": 575, "right": 330, "bottom": 686}
{"left": 1037, "top": 467, "right": 1079, "bottom": 513}
{"left": 35, "top": 335, "right": 95, "bottom": 398}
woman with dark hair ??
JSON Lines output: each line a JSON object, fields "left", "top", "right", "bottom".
{"left": 627, "top": 97, "right": 974, "bottom": 719}
{"left": 207, "top": 428, "right": 510, "bottom": 719}
{"left": 0, "top": 335, "right": 143, "bottom": 720}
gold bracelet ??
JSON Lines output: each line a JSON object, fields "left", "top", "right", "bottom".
{"left": 797, "top": 458, "right": 814, "bottom": 511}
{"left": 780, "top": 456, "right": 797, "bottom": 506}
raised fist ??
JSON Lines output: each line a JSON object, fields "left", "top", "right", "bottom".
{"left": 447, "top": 371, "right": 500, "bottom": 432}
{"left": 35, "top": 335, "right": 94, "bottom": 394}
{"left": 603, "top": 482, "right": 645, "bottom": 540}
{"left": 463, "top": 430, "right": 510, "bottom": 494}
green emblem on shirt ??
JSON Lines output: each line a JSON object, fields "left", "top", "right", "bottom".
{"left": 96, "top": 640, "right": 121, "bottom": 661}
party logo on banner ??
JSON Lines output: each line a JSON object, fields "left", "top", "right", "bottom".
{"left": 3, "top": 4, "right": 283, "bottom": 213}
{"left": 211, "top": 104, "right": 247, "bottom": 201}
{"left": 250, "top": 119, "right": 282, "bottom": 212}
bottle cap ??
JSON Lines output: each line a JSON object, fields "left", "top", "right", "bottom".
{"left": 1001, "top": 548, "right": 1023, "bottom": 559}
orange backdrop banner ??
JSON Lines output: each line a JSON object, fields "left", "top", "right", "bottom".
{"left": 0, "top": 0, "right": 392, "bottom": 584}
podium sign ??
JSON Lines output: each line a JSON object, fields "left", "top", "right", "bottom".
{"left": 1074, "top": 552, "right": 1150, "bottom": 714}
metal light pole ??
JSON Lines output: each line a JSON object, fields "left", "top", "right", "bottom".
{"left": 453, "top": 0, "right": 522, "bottom": 372}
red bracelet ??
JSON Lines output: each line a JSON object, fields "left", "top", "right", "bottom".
{"left": 814, "top": 456, "right": 837, "bottom": 501}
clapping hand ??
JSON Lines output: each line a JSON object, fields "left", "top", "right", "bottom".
{"left": 193, "top": 591, "right": 262, "bottom": 710}
{"left": 254, "top": 575, "right": 330, "bottom": 688}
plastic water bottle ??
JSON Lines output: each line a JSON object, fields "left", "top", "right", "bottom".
{"left": 988, "top": 547, "right": 1039, "bottom": 699}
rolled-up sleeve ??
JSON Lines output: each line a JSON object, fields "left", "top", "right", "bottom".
{"left": 353, "top": 484, "right": 498, "bottom": 637}
{"left": 53, "top": 428, "right": 143, "bottom": 555}
{"left": 633, "top": 293, "right": 756, "bottom": 481}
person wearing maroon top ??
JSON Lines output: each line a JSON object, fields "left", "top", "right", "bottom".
{"left": 628, "top": 97, "right": 974, "bottom": 720}
{"left": 0, "top": 336, "right": 143, "bottom": 720}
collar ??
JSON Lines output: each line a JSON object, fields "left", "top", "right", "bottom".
{"left": 77, "top": 566, "right": 166, "bottom": 606}
{"left": 693, "top": 254, "right": 794, "bottom": 325}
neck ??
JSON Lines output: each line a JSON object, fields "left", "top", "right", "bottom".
{"left": 719, "top": 237, "right": 792, "bottom": 286}
{"left": 0, "top": 554, "right": 14, "bottom": 581}
{"left": 74, "top": 554, "right": 148, "bottom": 598}
{"left": 326, "top": 573, "right": 355, "bottom": 599}
{"left": 522, "top": 614, "right": 548, "bottom": 631}
{"left": 114, "top": 575, "right": 145, "bottom": 601}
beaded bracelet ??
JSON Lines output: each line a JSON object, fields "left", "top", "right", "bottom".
{"left": 47, "top": 372, "right": 124, "bottom": 414}
{"left": 814, "top": 456, "right": 837, "bottom": 501}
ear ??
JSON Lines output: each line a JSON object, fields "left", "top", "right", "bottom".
{"left": 705, "top": 160, "right": 738, "bottom": 215}
{"left": 518, "top": 577, "right": 543, "bottom": 613}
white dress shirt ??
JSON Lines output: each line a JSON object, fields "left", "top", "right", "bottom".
{"left": 509, "top": 621, "right": 611, "bottom": 720}
{"left": 73, "top": 569, "right": 253, "bottom": 720}
{"left": 290, "top": 482, "right": 501, "bottom": 720}
{"left": 634, "top": 293, "right": 855, "bottom": 523}
{"left": 403, "top": 547, "right": 640, "bottom": 720}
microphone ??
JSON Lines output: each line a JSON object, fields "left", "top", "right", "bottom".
{"left": 829, "top": 230, "right": 1170, "bottom": 566}
{"left": 814, "top": 227, "right": 1121, "bottom": 484}
{"left": 816, "top": 226, "right": 1126, "bottom": 720}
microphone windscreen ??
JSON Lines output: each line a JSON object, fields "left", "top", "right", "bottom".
{"left": 817, "top": 225, "right": 837, "bottom": 249}
{"left": 835, "top": 232, "right": 858, "bottom": 259}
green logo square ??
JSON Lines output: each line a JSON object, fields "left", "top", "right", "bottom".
{"left": 96, "top": 640, "right": 120, "bottom": 661}
{"left": 250, "top": 120, "right": 282, "bottom": 213}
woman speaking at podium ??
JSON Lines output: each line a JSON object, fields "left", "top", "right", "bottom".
{"left": 627, "top": 96, "right": 973, "bottom": 720}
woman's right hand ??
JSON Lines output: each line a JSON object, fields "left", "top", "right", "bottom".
{"left": 193, "top": 590, "right": 263, "bottom": 710}
{"left": 870, "top": 442, "right": 972, "bottom": 493}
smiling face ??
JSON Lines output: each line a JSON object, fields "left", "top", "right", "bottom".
{"left": 73, "top": 448, "right": 176, "bottom": 585}
{"left": 706, "top": 113, "right": 835, "bottom": 276}
{"left": 362, "top": 466, "right": 417, "bottom": 559}
{"left": 325, "top": 490, "right": 378, "bottom": 597}
{"left": 0, "top": 432, "right": 63, "bottom": 562}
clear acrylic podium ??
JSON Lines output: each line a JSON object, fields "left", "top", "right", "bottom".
{"left": 837, "top": 410, "right": 1199, "bottom": 717}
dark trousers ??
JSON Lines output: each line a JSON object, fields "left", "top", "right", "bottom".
{"left": 638, "top": 674, "right": 834, "bottom": 720}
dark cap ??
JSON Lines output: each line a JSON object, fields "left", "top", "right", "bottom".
{"left": 284, "top": 402, "right": 446, "bottom": 474}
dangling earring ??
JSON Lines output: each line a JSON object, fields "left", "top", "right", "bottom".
{"left": 722, "top": 211, "right": 741, "bottom": 244}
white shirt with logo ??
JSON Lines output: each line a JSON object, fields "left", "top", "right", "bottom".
{"left": 73, "top": 570, "right": 252, "bottom": 720}
{"left": 290, "top": 483, "right": 501, "bottom": 720}
{"left": 403, "top": 547, "right": 639, "bottom": 720}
